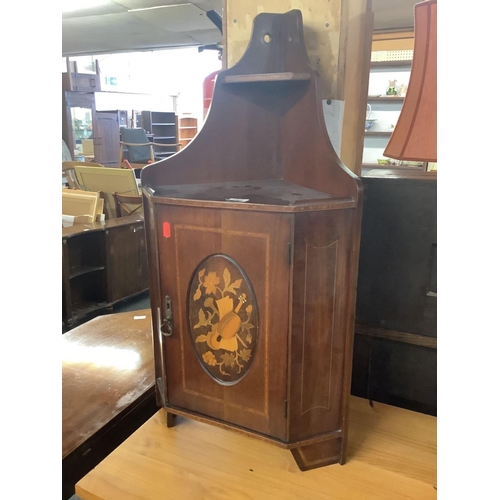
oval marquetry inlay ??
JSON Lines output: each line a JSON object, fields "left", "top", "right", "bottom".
{"left": 188, "top": 254, "right": 259, "bottom": 385}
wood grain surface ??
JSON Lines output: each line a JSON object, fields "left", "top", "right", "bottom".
{"left": 62, "top": 309, "right": 154, "bottom": 458}
{"left": 76, "top": 396, "right": 436, "bottom": 499}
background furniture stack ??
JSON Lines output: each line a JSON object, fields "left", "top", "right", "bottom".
{"left": 70, "top": 164, "right": 141, "bottom": 218}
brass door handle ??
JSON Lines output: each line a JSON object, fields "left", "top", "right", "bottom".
{"left": 161, "top": 295, "right": 173, "bottom": 336}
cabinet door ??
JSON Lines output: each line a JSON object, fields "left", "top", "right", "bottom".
{"left": 94, "top": 112, "right": 120, "bottom": 167}
{"left": 155, "top": 205, "right": 291, "bottom": 440}
{"left": 106, "top": 221, "right": 148, "bottom": 303}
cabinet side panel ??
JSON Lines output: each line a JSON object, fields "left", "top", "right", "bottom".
{"left": 289, "top": 211, "right": 351, "bottom": 442}
{"left": 300, "top": 241, "right": 337, "bottom": 414}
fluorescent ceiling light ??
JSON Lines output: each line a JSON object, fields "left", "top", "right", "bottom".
{"left": 128, "top": 3, "right": 191, "bottom": 13}
{"left": 62, "top": 0, "right": 109, "bottom": 13}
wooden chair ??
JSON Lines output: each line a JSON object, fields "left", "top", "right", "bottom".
{"left": 62, "top": 161, "right": 104, "bottom": 189}
{"left": 119, "top": 128, "right": 179, "bottom": 169}
{"left": 113, "top": 192, "right": 143, "bottom": 218}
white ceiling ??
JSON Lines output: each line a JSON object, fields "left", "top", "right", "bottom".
{"left": 62, "top": 0, "right": 417, "bottom": 57}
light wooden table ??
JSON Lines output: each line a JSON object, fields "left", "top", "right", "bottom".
{"left": 76, "top": 396, "right": 436, "bottom": 499}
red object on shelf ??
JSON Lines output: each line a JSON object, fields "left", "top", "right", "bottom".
{"left": 203, "top": 70, "right": 221, "bottom": 120}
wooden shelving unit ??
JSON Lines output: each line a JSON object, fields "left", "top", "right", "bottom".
{"left": 364, "top": 57, "right": 413, "bottom": 170}
{"left": 178, "top": 116, "right": 198, "bottom": 149}
{"left": 141, "top": 111, "right": 180, "bottom": 159}
{"left": 62, "top": 217, "right": 149, "bottom": 329}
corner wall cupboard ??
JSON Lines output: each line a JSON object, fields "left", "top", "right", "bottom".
{"left": 141, "top": 10, "right": 363, "bottom": 471}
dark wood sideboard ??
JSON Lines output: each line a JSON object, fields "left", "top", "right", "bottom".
{"left": 352, "top": 171, "right": 437, "bottom": 415}
{"left": 62, "top": 215, "right": 149, "bottom": 329}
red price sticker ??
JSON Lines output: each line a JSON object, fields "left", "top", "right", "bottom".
{"left": 163, "top": 222, "right": 171, "bottom": 238}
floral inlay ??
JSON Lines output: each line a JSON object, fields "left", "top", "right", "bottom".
{"left": 188, "top": 256, "right": 258, "bottom": 383}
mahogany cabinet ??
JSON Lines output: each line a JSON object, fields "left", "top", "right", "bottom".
{"left": 141, "top": 10, "right": 363, "bottom": 471}
{"left": 62, "top": 216, "right": 148, "bottom": 329}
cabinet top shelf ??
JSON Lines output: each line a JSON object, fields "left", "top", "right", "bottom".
{"left": 146, "top": 179, "right": 354, "bottom": 212}
{"left": 221, "top": 72, "right": 312, "bottom": 84}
